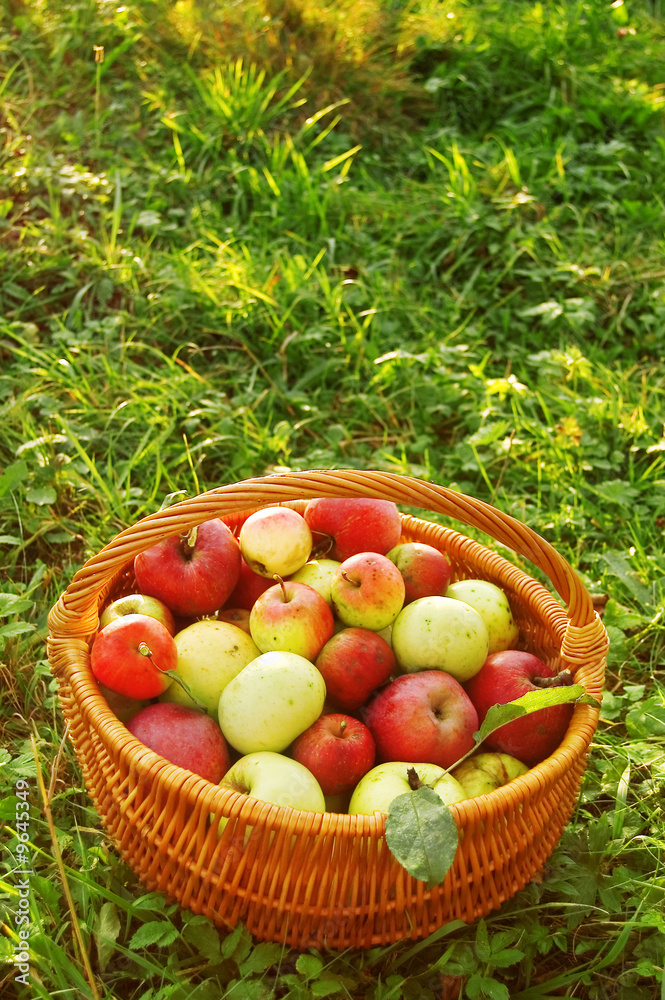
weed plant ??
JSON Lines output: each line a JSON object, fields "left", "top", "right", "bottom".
{"left": 1, "top": 0, "right": 664, "bottom": 998}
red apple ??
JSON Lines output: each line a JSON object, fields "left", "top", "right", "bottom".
{"left": 291, "top": 713, "right": 376, "bottom": 796}
{"left": 386, "top": 542, "right": 453, "bottom": 605}
{"left": 91, "top": 613, "right": 177, "bottom": 699}
{"left": 304, "top": 497, "right": 402, "bottom": 561}
{"left": 315, "top": 627, "right": 396, "bottom": 711}
{"left": 134, "top": 518, "right": 241, "bottom": 618}
{"left": 127, "top": 702, "right": 231, "bottom": 783}
{"left": 216, "top": 607, "right": 252, "bottom": 634}
{"left": 330, "top": 552, "right": 405, "bottom": 631}
{"left": 464, "top": 651, "right": 574, "bottom": 766}
{"left": 99, "top": 593, "right": 176, "bottom": 635}
{"left": 249, "top": 579, "right": 335, "bottom": 660}
{"left": 364, "top": 670, "right": 478, "bottom": 770}
{"left": 224, "top": 557, "right": 273, "bottom": 611}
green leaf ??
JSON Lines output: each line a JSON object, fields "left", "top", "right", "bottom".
{"left": 0, "top": 461, "right": 29, "bottom": 497}
{"left": 0, "top": 594, "right": 33, "bottom": 617}
{"left": 221, "top": 922, "right": 252, "bottom": 964}
{"left": 181, "top": 915, "right": 222, "bottom": 962}
{"left": 25, "top": 485, "right": 57, "bottom": 505}
{"left": 601, "top": 551, "right": 654, "bottom": 609}
{"left": 474, "top": 684, "right": 593, "bottom": 745}
{"left": 385, "top": 786, "right": 458, "bottom": 888}
{"left": 296, "top": 954, "right": 324, "bottom": 980}
{"left": 94, "top": 902, "right": 121, "bottom": 972}
{"left": 0, "top": 622, "right": 35, "bottom": 641}
{"left": 311, "top": 980, "right": 346, "bottom": 997}
{"left": 128, "top": 920, "right": 179, "bottom": 950}
{"left": 625, "top": 696, "right": 665, "bottom": 738}
{"left": 239, "top": 941, "right": 284, "bottom": 976}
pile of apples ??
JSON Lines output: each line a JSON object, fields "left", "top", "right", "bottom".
{"left": 91, "top": 498, "right": 573, "bottom": 817}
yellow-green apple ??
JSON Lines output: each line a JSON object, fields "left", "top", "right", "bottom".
{"left": 134, "top": 518, "right": 241, "bottom": 617}
{"left": 288, "top": 558, "right": 342, "bottom": 606}
{"left": 249, "top": 579, "right": 335, "bottom": 660}
{"left": 291, "top": 713, "right": 376, "bottom": 796}
{"left": 304, "top": 497, "right": 402, "bottom": 561}
{"left": 221, "top": 752, "right": 326, "bottom": 813}
{"left": 218, "top": 651, "right": 326, "bottom": 754}
{"left": 464, "top": 651, "right": 574, "bottom": 766}
{"left": 224, "top": 557, "right": 274, "bottom": 611}
{"left": 348, "top": 760, "right": 466, "bottom": 815}
{"left": 391, "top": 596, "right": 489, "bottom": 682}
{"left": 216, "top": 607, "right": 252, "bottom": 634}
{"left": 239, "top": 506, "right": 312, "bottom": 578}
{"left": 330, "top": 553, "right": 405, "bottom": 631}
{"left": 364, "top": 670, "right": 478, "bottom": 769}
{"left": 386, "top": 542, "right": 453, "bottom": 605}
{"left": 446, "top": 579, "right": 519, "bottom": 654}
{"left": 160, "top": 620, "right": 260, "bottom": 716}
{"left": 91, "top": 613, "right": 177, "bottom": 699}
{"left": 451, "top": 751, "right": 528, "bottom": 799}
{"left": 99, "top": 593, "right": 176, "bottom": 635}
{"left": 315, "top": 627, "right": 395, "bottom": 711}
{"left": 127, "top": 702, "right": 231, "bottom": 783}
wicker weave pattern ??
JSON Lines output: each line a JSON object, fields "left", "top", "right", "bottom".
{"left": 47, "top": 471, "right": 608, "bottom": 949}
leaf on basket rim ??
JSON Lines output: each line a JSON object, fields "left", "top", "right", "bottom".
{"left": 474, "top": 684, "right": 599, "bottom": 745}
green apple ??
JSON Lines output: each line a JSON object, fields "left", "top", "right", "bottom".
{"left": 221, "top": 751, "right": 326, "bottom": 813}
{"left": 391, "top": 596, "right": 489, "bottom": 682}
{"left": 348, "top": 760, "right": 466, "bottom": 815}
{"left": 450, "top": 752, "right": 528, "bottom": 798}
{"left": 159, "top": 620, "right": 260, "bottom": 716}
{"left": 446, "top": 579, "right": 519, "bottom": 654}
{"left": 218, "top": 651, "right": 326, "bottom": 754}
{"left": 288, "top": 558, "right": 342, "bottom": 606}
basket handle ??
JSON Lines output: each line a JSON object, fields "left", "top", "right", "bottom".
{"left": 52, "top": 470, "right": 597, "bottom": 634}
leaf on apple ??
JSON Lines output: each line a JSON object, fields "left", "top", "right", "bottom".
{"left": 385, "top": 786, "right": 458, "bottom": 889}
{"left": 474, "top": 684, "right": 600, "bottom": 746}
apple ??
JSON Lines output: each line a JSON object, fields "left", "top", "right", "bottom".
{"left": 216, "top": 607, "right": 252, "bottom": 634}
{"left": 464, "top": 651, "right": 575, "bottom": 766}
{"left": 134, "top": 518, "right": 241, "bottom": 617}
{"left": 218, "top": 651, "right": 326, "bottom": 754}
{"left": 91, "top": 613, "right": 177, "bottom": 699}
{"left": 450, "top": 752, "right": 528, "bottom": 799}
{"left": 288, "top": 558, "right": 342, "bottom": 606}
{"left": 98, "top": 683, "right": 150, "bottom": 723}
{"left": 315, "top": 627, "right": 396, "bottom": 711}
{"left": 291, "top": 713, "right": 376, "bottom": 796}
{"left": 221, "top": 751, "right": 326, "bottom": 813}
{"left": 224, "top": 557, "right": 274, "bottom": 611}
{"left": 160, "top": 620, "right": 260, "bottom": 716}
{"left": 364, "top": 670, "right": 478, "bottom": 770}
{"left": 348, "top": 760, "right": 466, "bottom": 815}
{"left": 99, "top": 593, "right": 176, "bottom": 635}
{"left": 239, "top": 506, "right": 312, "bottom": 578}
{"left": 446, "top": 579, "right": 519, "bottom": 654}
{"left": 249, "top": 579, "right": 335, "bottom": 660}
{"left": 386, "top": 542, "right": 453, "bottom": 605}
{"left": 391, "top": 596, "right": 489, "bottom": 682}
{"left": 330, "top": 553, "right": 405, "bottom": 632}
{"left": 127, "top": 703, "right": 231, "bottom": 784}
{"left": 304, "top": 497, "right": 402, "bottom": 562}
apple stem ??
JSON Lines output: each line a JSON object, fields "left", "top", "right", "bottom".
{"left": 533, "top": 668, "right": 575, "bottom": 688}
{"left": 138, "top": 642, "right": 153, "bottom": 658}
{"left": 339, "top": 719, "right": 347, "bottom": 735}
{"left": 340, "top": 569, "right": 360, "bottom": 588}
{"left": 273, "top": 575, "right": 288, "bottom": 601}
{"left": 161, "top": 670, "right": 209, "bottom": 713}
{"left": 180, "top": 525, "right": 198, "bottom": 558}
{"left": 311, "top": 531, "right": 334, "bottom": 558}
{"left": 407, "top": 766, "right": 424, "bottom": 791}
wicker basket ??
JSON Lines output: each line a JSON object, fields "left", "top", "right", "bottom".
{"left": 47, "top": 470, "right": 608, "bottom": 951}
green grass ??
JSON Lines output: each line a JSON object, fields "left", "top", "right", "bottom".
{"left": 1, "top": 0, "right": 665, "bottom": 997}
